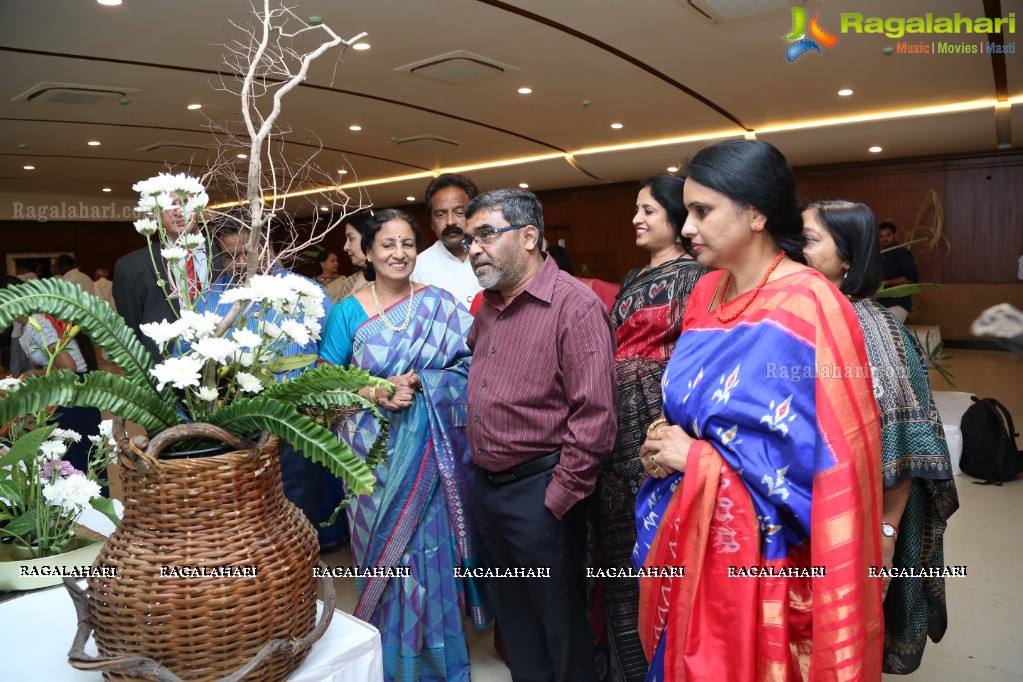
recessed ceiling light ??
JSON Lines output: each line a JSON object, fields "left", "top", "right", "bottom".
{"left": 667, "top": 166, "right": 679, "bottom": 173}
{"left": 868, "top": 146, "right": 883, "bottom": 153}
{"left": 237, "top": 153, "right": 247, "bottom": 159}
{"left": 352, "top": 42, "right": 370, "bottom": 51}
{"left": 23, "top": 165, "right": 34, "bottom": 170}
{"left": 187, "top": 103, "right": 202, "bottom": 110}
{"left": 838, "top": 89, "right": 854, "bottom": 97}
{"left": 97, "top": 0, "right": 122, "bottom": 5}
{"left": 518, "top": 183, "right": 529, "bottom": 189}
{"left": 349, "top": 125, "right": 362, "bottom": 132}
{"left": 102, "top": 187, "right": 112, "bottom": 192}
{"left": 337, "top": 169, "right": 348, "bottom": 175}
{"left": 406, "top": 196, "right": 416, "bottom": 202}
{"left": 610, "top": 122, "right": 623, "bottom": 129}
{"left": 518, "top": 87, "right": 532, "bottom": 95}
{"left": 319, "top": 205, "right": 329, "bottom": 212}
{"left": 87, "top": 140, "right": 101, "bottom": 146}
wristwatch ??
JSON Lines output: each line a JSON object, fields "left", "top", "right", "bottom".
{"left": 881, "top": 522, "right": 899, "bottom": 540}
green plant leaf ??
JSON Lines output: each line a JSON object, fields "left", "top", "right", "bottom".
{"left": 0, "top": 278, "right": 159, "bottom": 393}
{"left": 205, "top": 398, "right": 377, "bottom": 496}
{"left": 0, "top": 423, "right": 57, "bottom": 469}
{"left": 874, "top": 282, "right": 940, "bottom": 299}
{"left": 262, "top": 364, "right": 392, "bottom": 402}
{"left": 264, "top": 353, "right": 318, "bottom": 373}
{"left": 0, "top": 480, "right": 23, "bottom": 505}
{"left": 89, "top": 496, "right": 120, "bottom": 528}
{"left": 2, "top": 508, "right": 39, "bottom": 538}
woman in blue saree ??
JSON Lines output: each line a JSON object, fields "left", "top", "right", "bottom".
{"left": 319, "top": 209, "right": 490, "bottom": 681}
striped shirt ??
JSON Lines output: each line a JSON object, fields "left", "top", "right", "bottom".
{"left": 467, "top": 255, "right": 618, "bottom": 517}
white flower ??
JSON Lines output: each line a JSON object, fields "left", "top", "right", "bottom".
{"left": 180, "top": 232, "right": 204, "bottom": 249}
{"left": 183, "top": 193, "right": 209, "bottom": 218}
{"left": 134, "top": 217, "right": 159, "bottom": 236}
{"left": 0, "top": 377, "right": 24, "bottom": 392}
{"left": 218, "top": 286, "right": 256, "bottom": 306}
{"left": 238, "top": 352, "right": 256, "bottom": 368}
{"left": 154, "top": 192, "right": 178, "bottom": 211}
{"left": 140, "top": 319, "right": 186, "bottom": 349}
{"left": 39, "top": 439, "right": 68, "bottom": 461}
{"left": 42, "top": 475, "right": 101, "bottom": 513}
{"left": 260, "top": 321, "right": 286, "bottom": 341}
{"left": 230, "top": 328, "right": 261, "bottom": 349}
{"left": 178, "top": 310, "right": 220, "bottom": 341}
{"left": 98, "top": 419, "right": 113, "bottom": 441}
{"left": 236, "top": 372, "right": 264, "bottom": 394}
{"left": 161, "top": 246, "right": 187, "bottom": 263}
{"left": 192, "top": 337, "right": 239, "bottom": 363}
{"left": 279, "top": 319, "right": 311, "bottom": 346}
{"left": 52, "top": 428, "right": 82, "bottom": 443}
{"left": 249, "top": 275, "right": 300, "bottom": 310}
{"left": 197, "top": 386, "right": 219, "bottom": 402}
{"left": 151, "top": 356, "right": 204, "bottom": 391}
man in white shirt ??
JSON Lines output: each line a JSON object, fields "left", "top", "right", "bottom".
{"left": 411, "top": 173, "right": 483, "bottom": 310}
{"left": 93, "top": 268, "right": 116, "bottom": 312}
{"left": 55, "top": 255, "right": 96, "bottom": 297}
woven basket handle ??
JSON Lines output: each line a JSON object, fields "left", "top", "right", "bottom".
{"left": 112, "top": 417, "right": 269, "bottom": 471}
{"left": 63, "top": 569, "right": 337, "bottom": 681}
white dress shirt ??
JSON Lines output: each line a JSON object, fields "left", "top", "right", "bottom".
{"left": 411, "top": 241, "right": 482, "bottom": 310}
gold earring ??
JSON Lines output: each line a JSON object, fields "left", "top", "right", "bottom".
{"left": 753, "top": 223, "right": 765, "bottom": 232}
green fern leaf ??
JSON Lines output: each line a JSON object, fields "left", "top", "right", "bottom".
{"left": 262, "top": 364, "right": 392, "bottom": 402}
{"left": 74, "top": 373, "right": 180, "bottom": 433}
{"left": 0, "top": 278, "right": 159, "bottom": 393}
{"left": 205, "top": 398, "right": 376, "bottom": 495}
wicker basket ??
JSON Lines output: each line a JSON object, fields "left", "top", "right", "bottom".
{"left": 63, "top": 422, "right": 335, "bottom": 682}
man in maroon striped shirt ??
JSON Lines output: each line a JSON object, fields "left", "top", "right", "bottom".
{"left": 464, "top": 188, "right": 617, "bottom": 682}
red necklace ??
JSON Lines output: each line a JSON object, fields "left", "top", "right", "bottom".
{"left": 716, "top": 251, "right": 785, "bottom": 323}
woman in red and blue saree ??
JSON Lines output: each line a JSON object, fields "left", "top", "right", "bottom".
{"left": 597, "top": 173, "right": 710, "bottom": 682}
{"left": 319, "top": 209, "right": 490, "bottom": 682}
{"left": 633, "top": 140, "right": 884, "bottom": 681}
{"left": 803, "top": 200, "right": 958, "bottom": 675}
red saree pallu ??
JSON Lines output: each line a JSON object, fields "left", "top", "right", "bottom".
{"left": 635, "top": 269, "right": 884, "bottom": 682}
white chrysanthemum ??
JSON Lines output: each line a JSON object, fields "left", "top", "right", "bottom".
{"left": 0, "top": 377, "right": 24, "bottom": 392}
{"left": 151, "top": 356, "right": 204, "bottom": 391}
{"left": 183, "top": 193, "right": 209, "bottom": 218}
{"left": 279, "top": 319, "right": 311, "bottom": 346}
{"left": 219, "top": 287, "right": 257, "bottom": 305}
{"left": 161, "top": 246, "right": 187, "bottom": 263}
{"left": 140, "top": 319, "right": 186, "bottom": 349}
{"left": 98, "top": 419, "right": 113, "bottom": 441}
{"left": 154, "top": 192, "right": 178, "bottom": 211}
{"left": 179, "top": 232, "right": 204, "bottom": 249}
{"left": 192, "top": 337, "right": 239, "bottom": 363}
{"left": 260, "top": 321, "right": 286, "bottom": 341}
{"left": 177, "top": 310, "right": 220, "bottom": 341}
{"left": 238, "top": 352, "right": 256, "bottom": 368}
{"left": 42, "top": 475, "right": 101, "bottom": 513}
{"left": 249, "top": 275, "right": 300, "bottom": 309}
{"left": 236, "top": 372, "right": 264, "bottom": 394}
{"left": 197, "top": 386, "right": 219, "bottom": 402}
{"left": 230, "top": 328, "right": 261, "bottom": 349}
{"left": 134, "top": 217, "right": 159, "bottom": 237}
{"left": 287, "top": 274, "right": 322, "bottom": 300}
{"left": 39, "top": 439, "right": 68, "bottom": 461}
{"left": 52, "top": 428, "right": 82, "bottom": 443}
{"left": 303, "top": 320, "right": 322, "bottom": 342}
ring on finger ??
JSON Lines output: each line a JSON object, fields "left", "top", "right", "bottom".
{"left": 649, "top": 455, "right": 656, "bottom": 465}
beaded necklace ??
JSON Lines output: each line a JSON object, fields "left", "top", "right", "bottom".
{"left": 716, "top": 251, "right": 785, "bottom": 323}
{"left": 371, "top": 280, "right": 415, "bottom": 332}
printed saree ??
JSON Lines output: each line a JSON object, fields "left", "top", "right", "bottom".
{"left": 635, "top": 268, "right": 884, "bottom": 682}
{"left": 853, "top": 299, "right": 958, "bottom": 674}
{"left": 322, "top": 286, "right": 490, "bottom": 682}
{"left": 597, "top": 257, "right": 708, "bottom": 682}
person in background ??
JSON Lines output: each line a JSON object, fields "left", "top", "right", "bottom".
{"left": 545, "top": 243, "right": 620, "bottom": 313}
{"left": 92, "top": 268, "right": 116, "bottom": 312}
{"left": 877, "top": 221, "right": 919, "bottom": 322}
{"left": 325, "top": 213, "right": 372, "bottom": 303}
{"left": 465, "top": 188, "right": 617, "bottom": 682}
{"left": 412, "top": 173, "right": 483, "bottom": 310}
{"left": 634, "top": 140, "right": 883, "bottom": 681}
{"left": 55, "top": 254, "right": 96, "bottom": 297}
{"left": 596, "top": 173, "right": 710, "bottom": 682}
{"left": 803, "top": 199, "right": 958, "bottom": 675}
{"left": 320, "top": 208, "right": 490, "bottom": 681}
{"left": 313, "top": 249, "right": 341, "bottom": 287}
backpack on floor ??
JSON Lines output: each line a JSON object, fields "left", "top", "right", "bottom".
{"left": 959, "top": 396, "right": 1023, "bottom": 485}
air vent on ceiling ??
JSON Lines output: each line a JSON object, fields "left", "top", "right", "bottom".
{"left": 139, "top": 142, "right": 211, "bottom": 157}
{"left": 391, "top": 135, "right": 460, "bottom": 152}
{"left": 12, "top": 82, "right": 139, "bottom": 105}
{"left": 684, "top": 0, "right": 796, "bottom": 23}
{"left": 396, "top": 51, "right": 516, "bottom": 84}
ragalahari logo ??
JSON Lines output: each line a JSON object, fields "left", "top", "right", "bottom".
{"left": 783, "top": 7, "right": 839, "bottom": 62}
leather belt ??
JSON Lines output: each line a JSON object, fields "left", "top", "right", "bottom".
{"left": 481, "top": 451, "right": 561, "bottom": 485}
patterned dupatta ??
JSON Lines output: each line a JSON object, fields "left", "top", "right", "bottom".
{"left": 340, "top": 288, "right": 487, "bottom": 625}
{"left": 635, "top": 269, "right": 884, "bottom": 682}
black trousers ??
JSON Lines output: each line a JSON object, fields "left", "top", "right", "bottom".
{"left": 473, "top": 466, "right": 596, "bottom": 682}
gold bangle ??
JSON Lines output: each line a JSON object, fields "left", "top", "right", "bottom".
{"left": 646, "top": 417, "right": 667, "bottom": 436}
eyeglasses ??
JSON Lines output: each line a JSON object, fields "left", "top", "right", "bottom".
{"left": 460, "top": 225, "right": 528, "bottom": 252}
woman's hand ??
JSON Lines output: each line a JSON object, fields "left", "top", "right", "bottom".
{"left": 640, "top": 423, "right": 694, "bottom": 478}
{"left": 380, "top": 371, "right": 419, "bottom": 411}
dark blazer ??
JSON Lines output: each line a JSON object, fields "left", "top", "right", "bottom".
{"left": 113, "top": 244, "right": 177, "bottom": 362}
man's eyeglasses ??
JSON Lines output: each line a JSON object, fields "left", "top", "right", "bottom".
{"left": 460, "top": 225, "right": 528, "bottom": 252}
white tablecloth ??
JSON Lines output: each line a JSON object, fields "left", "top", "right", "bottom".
{"left": 4, "top": 584, "right": 383, "bottom": 681}
{"left": 933, "top": 390, "right": 976, "bottom": 476}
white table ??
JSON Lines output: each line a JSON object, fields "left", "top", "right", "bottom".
{"left": 3, "top": 584, "right": 384, "bottom": 681}
{"left": 933, "top": 390, "right": 976, "bottom": 476}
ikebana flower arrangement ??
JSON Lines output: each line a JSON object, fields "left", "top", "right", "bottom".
{"left": 0, "top": 323, "right": 118, "bottom": 559}
{"left": 0, "top": 173, "right": 389, "bottom": 516}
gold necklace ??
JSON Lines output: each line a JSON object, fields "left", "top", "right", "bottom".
{"left": 371, "top": 280, "right": 415, "bottom": 332}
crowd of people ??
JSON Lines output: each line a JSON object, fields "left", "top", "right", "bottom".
{"left": 85, "top": 139, "right": 956, "bottom": 682}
